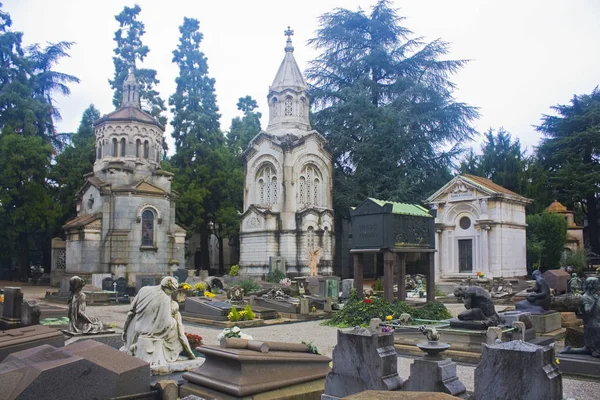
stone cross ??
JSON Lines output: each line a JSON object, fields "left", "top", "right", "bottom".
{"left": 284, "top": 26, "right": 294, "bottom": 39}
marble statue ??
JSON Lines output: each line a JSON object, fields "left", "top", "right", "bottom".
{"left": 452, "top": 286, "right": 502, "bottom": 327}
{"left": 121, "top": 276, "right": 195, "bottom": 363}
{"left": 569, "top": 273, "right": 583, "bottom": 295}
{"left": 515, "top": 270, "right": 551, "bottom": 314}
{"left": 66, "top": 276, "right": 106, "bottom": 334}
{"left": 561, "top": 277, "right": 600, "bottom": 358}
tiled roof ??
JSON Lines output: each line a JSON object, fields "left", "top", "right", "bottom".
{"left": 546, "top": 200, "right": 569, "bottom": 213}
{"left": 368, "top": 198, "right": 432, "bottom": 218}
{"left": 462, "top": 174, "right": 521, "bottom": 196}
{"left": 63, "top": 213, "right": 102, "bottom": 229}
{"left": 94, "top": 106, "right": 163, "bottom": 130}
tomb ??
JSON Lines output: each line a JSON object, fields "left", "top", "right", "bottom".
{"left": 183, "top": 298, "right": 233, "bottom": 321}
{"left": 0, "top": 325, "right": 65, "bottom": 362}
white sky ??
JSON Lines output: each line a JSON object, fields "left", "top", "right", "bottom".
{"left": 5, "top": 0, "right": 600, "bottom": 155}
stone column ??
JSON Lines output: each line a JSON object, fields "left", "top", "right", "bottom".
{"left": 426, "top": 252, "right": 435, "bottom": 302}
{"left": 353, "top": 253, "right": 364, "bottom": 298}
{"left": 396, "top": 253, "right": 406, "bottom": 301}
{"left": 383, "top": 251, "right": 394, "bottom": 303}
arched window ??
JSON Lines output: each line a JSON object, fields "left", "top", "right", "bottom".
{"left": 141, "top": 209, "right": 154, "bottom": 247}
{"left": 271, "top": 97, "right": 279, "bottom": 118}
{"left": 143, "top": 140, "right": 149, "bottom": 159}
{"left": 156, "top": 148, "right": 160, "bottom": 162}
{"left": 284, "top": 96, "right": 293, "bottom": 116}
{"left": 96, "top": 144, "right": 101, "bottom": 160}
{"left": 323, "top": 227, "right": 330, "bottom": 257}
{"left": 135, "top": 139, "right": 141, "bottom": 158}
{"left": 307, "top": 226, "right": 315, "bottom": 250}
{"left": 112, "top": 138, "right": 118, "bottom": 156}
{"left": 256, "top": 164, "right": 277, "bottom": 206}
{"left": 299, "top": 97, "right": 306, "bottom": 117}
{"left": 120, "top": 138, "right": 126, "bottom": 156}
{"left": 299, "top": 164, "right": 322, "bottom": 207}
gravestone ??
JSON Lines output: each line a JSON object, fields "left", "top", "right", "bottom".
{"left": 0, "top": 287, "right": 23, "bottom": 330}
{"left": 116, "top": 277, "right": 127, "bottom": 295}
{"left": 254, "top": 297, "right": 298, "bottom": 314}
{"left": 174, "top": 269, "right": 188, "bottom": 284}
{"left": 21, "top": 300, "right": 40, "bottom": 327}
{"left": 0, "top": 325, "right": 64, "bottom": 362}
{"left": 326, "top": 278, "right": 340, "bottom": 300}
{"left": 102, "top": 277, "right": 115, "bottom": 292}
{"left": 474, "top": 341, "right": 562, "bottom": 400}
{"left": 322, "top": 327, "right": 402, "bottom": 399}
{"left": 183, "top": 298, "right": 232, "bottom": 321}
{"left": 306, "top": 276, "right": 322, "bottom": 296}
{"left": 135, "top": 275, "right": 159, "bottom": 293}
{"left": 92, "top": 273, "right": 112, "bottom": 291}
{"left": 341, "top": 279, "right": 354, "bottom": 300}
{"left": 543, "top": 269, "right": 570, "bottom": 294}
{"left": 0, "top": 340, "right": 149, "bottom": 400}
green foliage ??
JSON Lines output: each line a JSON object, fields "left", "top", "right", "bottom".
{"left": 238, "top": 278, "right": 260, "bottom": 295}
{"left": 226, "top": 95, "right": 261, "bottom": 154}
{"left": 227, "top": 306, "right": 241, "bottom": 322}
{"left": 229, "top": 265, "right": 239, "bottom": 277}
{"left": 536, "top": 88, "right": 600, "bottom": 255}
{"left": 244, "top": 304, "right": 255, "bottom": 320}
{"left": 109, "top": 4, "right": 166, "bottom": 126}
{"left": 266, "top": 269, "right": 286, "bottom": 283}
{"left": 307, "top": 0, "right": 478, "bottom": 214}
{"left": 371, "top": 278, "right": 384, "bottom": 292}
{"left": 302, "top": 341, "right": 320, "bottom": 355}
{"left": 526, "top": 213, "right": 567, "bottom": 272}
{"left": 434, "top": 285, "right": 446, "bottom": 297}
{"left": 324, "top": 290, "right": 452, "bottom": 327}
{"left": 564, "top": 248, "right": 593, "bottom": 276}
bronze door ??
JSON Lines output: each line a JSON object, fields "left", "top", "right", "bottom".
{"left": 458, "top": 239, "right": 473, "bottom": 272}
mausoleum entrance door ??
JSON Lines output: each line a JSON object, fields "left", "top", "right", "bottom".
{"left": 458, "top": 239, "right": 473, "bottom": 272}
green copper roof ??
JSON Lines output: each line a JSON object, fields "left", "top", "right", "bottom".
{"left": 368, "top": 198, "right": 432, "bottom": 218}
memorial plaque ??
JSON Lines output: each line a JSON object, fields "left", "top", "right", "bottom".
{"left": 116, "top": 277, "right": 127, "bottom": 295}
{"left": 102, "top": 277, "right": 115, "bottom": 292}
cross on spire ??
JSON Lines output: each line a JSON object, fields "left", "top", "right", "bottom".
{"left": 284, "top": 26, "right": 294, "bottom": 39}
{"left": 284, "top": 26, "right": 294, "bottom": 53}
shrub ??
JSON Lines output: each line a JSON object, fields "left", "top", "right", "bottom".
{"left": 244, "top": 304, "right": 255, "bottom": 320}
{"left": 372, "top": 278, "right": 384, "bottom": 291}
{"left": 564, "top": 248, "right": 593, "bottom": 276}
{"left": 266, "top": 269, "right": 286, "bottom": 283}
{"left": 228, "top": 306, "right": 241, "bottom": 322}
{"left": 324, "top": 289, "right": 452, "bottom": 327}
{"left": 238, "top": 278, "right": 260, "bottom": 294}
{"left": 526, "top": 213, "right": 567, "bottom": 272}
{"left": 229, "top": 265, "right": 239, "bottom": 277}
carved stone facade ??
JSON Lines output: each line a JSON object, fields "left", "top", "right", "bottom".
{"left": 426, "top": 174, "right": 531, "bottom": 280}
{"left": 239, "top": 29, "right": 334, "bottom": 276}
{"left": 62, "top": 72, "right": 186, "bottom": 288}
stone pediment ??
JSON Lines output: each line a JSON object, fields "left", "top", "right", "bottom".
{"left": 135, "top": 181, "right": 166, "bottom": 194}
{"left": 427, "top": 175, "right": 531, "bottom": 205}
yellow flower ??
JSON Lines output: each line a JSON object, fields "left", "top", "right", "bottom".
{"left": 205, "top": 291, "right": 216, "bottom": 298}
{"left": 386, "top": 315, "right": 393, "bottom": 321}
{"left": 555, "top": 358, "right": 560, "bottom": 365}
{"left": 311, "top": 306, "right": 317, "bottom": 313}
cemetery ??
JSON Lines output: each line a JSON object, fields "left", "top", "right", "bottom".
{"left": 1, "top": 0, "right": 600, "bottom": 399}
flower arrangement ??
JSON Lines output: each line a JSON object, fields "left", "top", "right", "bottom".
{"left": 179, "top": 282, "right": 192, "bottom": 291}
{"left": 385, "top": 315, "right": 393, "bottom": 321}
{"left": 217, "top": 326, "right": 253, "bottom": 341}
{"left": 381, "top": 326, "right": 392, "bottom": 333}
{"left": 229, "top": 265, "right": 240, "bottom": 276}
{"left": 185, "top": 332, "right": 203, "bottom": 348}
{"left": 311, "top": 306, "right": 317, "bottom": 313}
{"left": 228, "top": 305, "right": 255, "bottom": 321}
{"left": 194, "top": 282, "right": 207, "bottom": 291}
{"left": 364, "top": 298, "right": 372, "bottom": 304}
{"left": 280, "top": 277, "right": 292, "bottom": 288}
{"left": 476, "top": 272, "right": 485, "bottom": 279}
{"left": 204, "top": 291, "right": 216, "bottom": 298}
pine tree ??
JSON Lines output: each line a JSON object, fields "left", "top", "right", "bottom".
{"left": 307, "top": 0, "right": 477, "bottom": 212}
{"left": 109, "top": 4, "right": 166, "bottom": 126}
{"left": 226, "top": 95, "right": 261, "bottom": 154}
{"left": 169, "top": 17, "right": 242, "bottom": 273}
{"left": 536, "top": 87, "right": 600, "bottom": 255}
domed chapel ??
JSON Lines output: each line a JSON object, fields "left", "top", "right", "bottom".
{"left": 61, "top": 72, "right": 186, "bottom": 288}
{"left": 239, "top": 28, "right": 335, "bottom": 276}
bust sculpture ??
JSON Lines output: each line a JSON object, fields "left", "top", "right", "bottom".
{"left": 451, "top": 286, "right": 502, "bottom": 328}
{"left": 515, "top": 270, "right": 551, "bottom": 314}
{"left": 561, "top": 277, "right": 600, "bottom": 358}
{"left": 121, "top": 276, "right": 195, "bottom": 363}
{"left": 66, "top": 276, "right": 106, "bottom": 334}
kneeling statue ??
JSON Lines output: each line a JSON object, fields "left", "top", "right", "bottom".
{"left": 121, "top": 276, "right": 195, "bottom": 363}
{"left": 561, "top": 277, "right": 600, "bottom": 358}
{"left": 65, "top": 276, "right": 107, "bottom": 335}
{"left": 452, "top": 285, "right": 502, "bottom": 328}
{"left": 516, "top": 270, "right": 551, "bottom": 314}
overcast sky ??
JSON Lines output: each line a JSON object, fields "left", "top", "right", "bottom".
{"left": 5, "top": 0, "right": 600, "bottom": 155}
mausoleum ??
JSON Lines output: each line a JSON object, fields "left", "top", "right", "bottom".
{"left": 426, "top": 174, "right": 531, "bottom": 279}
{"left": 238, "top": 28, "right": 334, "bottom": 276}
{"left": 60, "top": 72, "right": 186, "bottom": 289}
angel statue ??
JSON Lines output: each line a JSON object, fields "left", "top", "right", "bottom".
{"left": 306, "top": 247, "right": 323, "bottom": 277}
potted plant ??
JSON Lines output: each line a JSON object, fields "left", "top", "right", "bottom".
{"left": 194, "top": 282, "right": 207, "bottom": 296}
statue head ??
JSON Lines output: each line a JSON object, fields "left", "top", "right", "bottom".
{"left": 69, "top": 276, "right": 85, "bottom": 294}
{"left": 584, "top": 277, "right": 599, "bottom": 294}
{"left": 572, "top": 273, "right": 578, "bottom": 278}
{"left": 161, "top": 276, "right": 178, "bottom": 295}
{"left": 532, "top": 270, "right": 542, "bottom": 279}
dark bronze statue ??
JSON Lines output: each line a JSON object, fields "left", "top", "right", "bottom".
{"left": 516, "top": 270, "right": 551, "bottom": 314}
{"left": 452, "top": 285, "right": 502, "bottom": 328}
{"left": 561, "top": 277, "right": 600, "bottom": 358}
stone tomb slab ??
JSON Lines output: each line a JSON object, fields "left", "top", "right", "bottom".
{"left": 530, "top": 311, "right": 561, "bottom": 334}
{"left": 344, "top": 391, "right": 462, "bottom": 400}
{"left": 0, "top": 340, "right": 150, "bottom": 400}
{"left": 557, "top": 352, "right": 600, "bottom": 379}
{"left": 181, "top": 345, "right": 331, "bottom": 398}
{"left": 0, "top": 325, "right": 64, "bottom": 362}
{"left": 254, "top": 297, "right": 299, "bottom": 314}
{"left": 184, "top": 298, "right": 232, "bottom": 320}
{"left": 250, "top": 305, "right": 277, "bottom": 320}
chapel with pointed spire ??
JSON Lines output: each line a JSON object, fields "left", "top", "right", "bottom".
{"left": 60, "top": 71, "right": 186, "bottom": 290}
{"left": 239, "top": 28, "right": 335, "bottom": 276}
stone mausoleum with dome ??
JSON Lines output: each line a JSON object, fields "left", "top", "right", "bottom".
{"left": 239, "top": 28, "right": 335, "bottom": 276}
{"left": 60, "top": 72, "right": 186, "bottom": 289}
